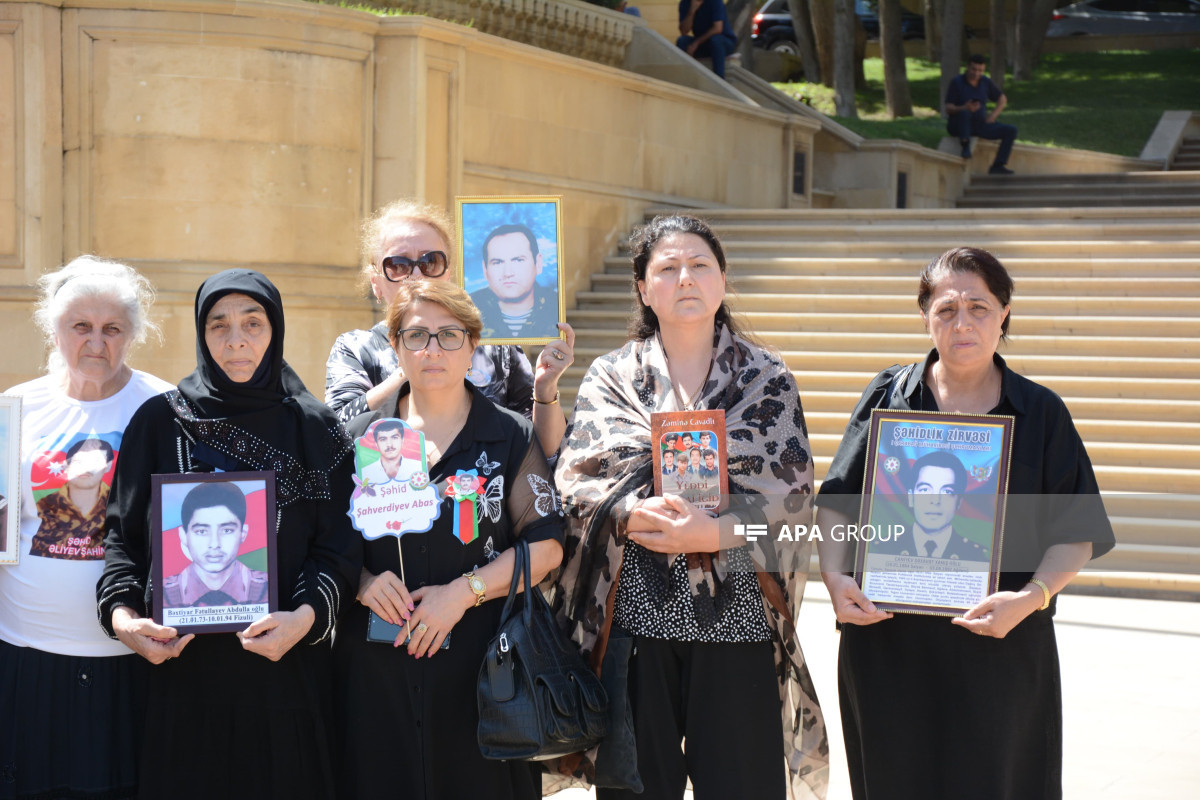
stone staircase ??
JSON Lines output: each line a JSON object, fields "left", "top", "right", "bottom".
{"left": 1173, "top": 137, "right": 1200, "bottom": 171}
{"left": 959, "top": 171, "right": 1200, "bottom": 207}
{"left": 561, "top": 207, "right": 1200, "bottom": 595}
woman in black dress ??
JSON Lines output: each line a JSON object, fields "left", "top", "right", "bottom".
{"left": 97, "top": 269, "right": 361, "bottom": 799}
{"left": 817, "top": 247, "right": 1116, "bottom": 800}
{"left": 333, "top": 279, "right": 564, "bottom": 800}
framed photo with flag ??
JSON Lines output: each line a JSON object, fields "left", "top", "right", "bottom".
{"left": 0, "top": 396, "right": 20, "bottom": 564}
{"left": 854, "top": 409, "right": 1014, "bottom": 616}
{"left": 151, "top": 471, "right": 278, "bottom": 634}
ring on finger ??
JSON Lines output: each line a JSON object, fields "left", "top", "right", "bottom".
{"left": 415, "top": 622, "right": 428, "bottom": 635}
{"left": 552, "top": 350, "right": 565, "bottom": 361}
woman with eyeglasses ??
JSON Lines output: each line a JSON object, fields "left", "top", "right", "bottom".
{"left": 325, "top": 199, "right": 573, "bottom": 455}
{"left": 332, "top": 280, "right": 565, "bottom": 800}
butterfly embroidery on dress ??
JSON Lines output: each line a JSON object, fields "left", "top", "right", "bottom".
{"left": 526, "top": 474, "right": 562, "bottom": 517}
{"left": 475, "top": 451, "right": 500, "bottom": 476}
{"left": 474, "top": 476, "right": 504, "bottom": 524}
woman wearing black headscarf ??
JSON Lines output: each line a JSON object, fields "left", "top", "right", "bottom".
{"left": 97, "top": 269, "right": 361, "bottom": 799}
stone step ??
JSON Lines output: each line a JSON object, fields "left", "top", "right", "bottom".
{"left": 962, "top": 183, "right": 1200, "bottom": 197}
{"left": 806, "top": 430, "right": 1199, "bottom": 470}
{"left": 966, "top": 171, "right": 1200, "bottom": 185}
{"left": 1101, "top": 494, "right": 1200, "bottom": 525}
{"left": 643, "top": 205, "right": 1200, "bottom": 223}
{"left": 692, "top": 220, "right": 1200, "bottom": 241}
{"left": 566, "top": 303, "right": 1200, "bottom": 335}
{"left": 797, "top": 482, "right": 1199, "bottom": 532}
{"left": 813, "top": 453, "right": 1200, "bottom": 494}
{"left": 958, "top": 194, "right": 1200, "bottom": 208}
{"left": 561, "top": 386, "right": 1200, "bottom": 435}
{"left": 791, "top": 390, "right": 1200, "bottom": 425}
{"left": 1110, "top": 518, "right": 1199, "bottom": 549}
{"left": 571, "top": 293, "right": 1200, "bottom": 317}
{"left": 617, "top": 238, "right": 1200, "bottom": 258}
{"left": 800, "top": 410, "right": 1200, "bottom": 446}
{"left": 565, "top": 330, "right": 1200, "bottom": 359}
{"left": 784, "top": 371, "right": 1200, "bottom": 402}
{"left": 556, "top": 352, "right": 1195, "bottom": 388}
{"left": 589, "top": 274, "right": 1200, "bottom": 296}
{"left": 559, "top": 383, "right": 1199, "bottom": 428}
{"left": 1090, "top": 543, "right": 1200, "bottom": 575}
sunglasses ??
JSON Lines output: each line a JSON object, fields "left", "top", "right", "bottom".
{"left": 380, "top": 251, "right": 449, "bottom": 281}
{"left": 396, "top": 327, "right": 469, "bottom": 352}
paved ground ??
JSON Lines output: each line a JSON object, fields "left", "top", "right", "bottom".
{"left": 551, "top": 584, "right": 1200, "bottom": 799}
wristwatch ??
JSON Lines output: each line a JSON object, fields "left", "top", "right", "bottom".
{"left": 463, "top": 572, "right": 486, "bottom": 607}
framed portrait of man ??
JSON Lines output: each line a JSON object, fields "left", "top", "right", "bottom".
{"left": 854, "top": 409, "right": 1014, "bottom": 616}
{"left": 151, "top": 472, "right": 278, "bottom": 634}
{"left": 0, "top": 396, "right": 20, "bottom": 564}
{"left": 455, "top": 196, "right": 565, "bottom": 345}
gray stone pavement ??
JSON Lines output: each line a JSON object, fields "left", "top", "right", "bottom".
{"left": 551, "top": 584, "right": 1200, "bottom": 799}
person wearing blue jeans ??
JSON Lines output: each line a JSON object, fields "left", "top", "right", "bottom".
{"left": 945, "top": 54, "right": 1018, "bottom": 175}
{"left": 677, "top": 0, "right": 737, "bottom": 79}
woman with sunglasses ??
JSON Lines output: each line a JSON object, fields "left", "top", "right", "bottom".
{"left": 332, "top": 279, "right": 564, "bottom": 799}
{"left": 325, "top": 199, "right": 573, "bottom": 455}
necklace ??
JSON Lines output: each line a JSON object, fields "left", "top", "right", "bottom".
{"left": 660, "top": 333, "right": 716, "bottom": 411}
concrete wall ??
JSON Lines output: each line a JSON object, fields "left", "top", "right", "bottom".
{"left": 811, "top": 132, "right": 966, "bottom": 210}
{"left": 2, "top": 0, "right": 806, "bottom": 392}
{"left": 936, "top": 137, "right": 1161, "bottom": 176}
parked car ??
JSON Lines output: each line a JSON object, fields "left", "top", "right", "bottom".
{"left": 1048, "top": 0, "right": 1200, "bottom": 36}
{"left": 751, "top": 0, "right": 801, "bottom": 55}
{"left": 751, "top": 0, "right": 925, "bottom": 55}
{"left": 857, "top": 0, "right": 927, "bottom": 39}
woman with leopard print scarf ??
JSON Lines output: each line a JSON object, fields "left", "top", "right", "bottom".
{"left": 545, "top": 215, "right": 828, "bottom": 800}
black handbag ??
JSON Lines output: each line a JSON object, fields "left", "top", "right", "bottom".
{"left": 477, "top": 538, "right": 609, "bottom": 760}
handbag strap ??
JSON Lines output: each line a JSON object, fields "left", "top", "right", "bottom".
{"left": 498, "top": 537, "right": 529, "bottom": 624}
{"left": 520, "top": 537, "right": 534, "bottom": 629}
{"left": 886, "top": 362, "right": 917, "bottom": 408}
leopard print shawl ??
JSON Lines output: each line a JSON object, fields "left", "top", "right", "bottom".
{"left": 544, "top": 324, "right": 829, "bottom": 799}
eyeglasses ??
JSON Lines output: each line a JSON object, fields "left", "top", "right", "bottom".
{"left": 380, "top": 251, "right": 449, "bottom": 281}
{"left": 396, "top": 327, "right": 469, "bottom": 352}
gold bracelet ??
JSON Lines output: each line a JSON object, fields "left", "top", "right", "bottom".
{"left": 534, "top": 390, "right": 560, "bottom": 406}
{"left": 1028, "top": 577, "right": 1051, "bottom": 611}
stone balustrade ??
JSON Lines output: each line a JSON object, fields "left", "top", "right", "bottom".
{"left": 380, "top": 0, "right": 637, "bottom": 67}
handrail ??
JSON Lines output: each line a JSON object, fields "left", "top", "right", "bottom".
{"left": 377, "top": 0, "right": 637, "bottom": 67}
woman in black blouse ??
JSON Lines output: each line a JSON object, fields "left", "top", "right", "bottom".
{"left": 333, "top": 279, "right": 564, "bottom": 800}
{"left": 324, "top": 198, "right": 572, "bottom": 455}
{"left": 97, "top": 269, "right": 362, "bottom": 799}
{"left": 817, "top": 247, "right": 1115, "bottom": 800}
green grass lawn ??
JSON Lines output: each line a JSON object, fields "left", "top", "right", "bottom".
{"left": 774, "top": 49, "right": 1200, "bottom": 157}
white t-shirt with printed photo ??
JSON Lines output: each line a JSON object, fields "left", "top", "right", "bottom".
{"left": 0, "top": 370, "right": 171, "bottom": 656}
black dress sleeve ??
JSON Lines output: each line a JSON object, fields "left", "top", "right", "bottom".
{"left": 816, "top": 367, "right": 904, "bottom": 516}
{"left": 504, "top": 437, "right": 565, "bottom": 547}
{"left": 293, "top": 448, "right": 364, "bottom": 645}
{"left": 1032, "top": 392, "right": 1116, "bottom": 559}
{"left": 97, "top": 397, "right": 165, "bottom": 637}
{"left": 503, "top": 346, "right": 535, "bottom": 419}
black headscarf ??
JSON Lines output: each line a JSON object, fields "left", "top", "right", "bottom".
{"left": 170, "top": 269, "right": 352, "bottom": 505}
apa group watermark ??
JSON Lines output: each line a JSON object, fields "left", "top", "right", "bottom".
{"left": 733, "top": 523, "right": 907, "bottom": 544}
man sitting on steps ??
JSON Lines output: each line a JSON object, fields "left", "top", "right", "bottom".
{"left": 677, "top": 0, "right": 738, "bottom": 80}
{"left": 945, "top": 54, "right": 1018, "bottom": 176}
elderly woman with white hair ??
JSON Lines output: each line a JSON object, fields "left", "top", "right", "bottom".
{"left": 0, "top": 256, "right": 171, "bottom": 800}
